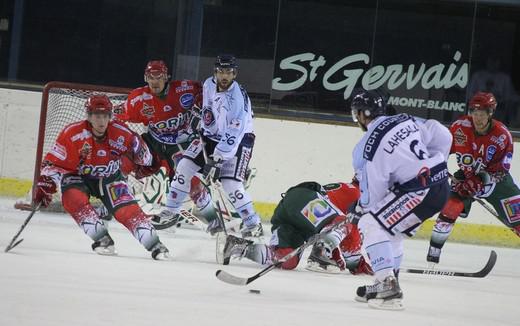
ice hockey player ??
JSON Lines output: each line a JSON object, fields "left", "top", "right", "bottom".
{"left": 115, "top": 60, "right": 219, "bottom": 230}
{"left": 427, "top": 92, "right": 520, "bottom": 263}
{"left": 349, "top": 89, "right": 452, "bottom": 310}
{"left": 33, "top": 94, "right": 170, "bottom": 260}
{"left": 154, "top": 54, "right": 262, "bottom": 237}
{"left": 222, "top": 181, "right": 373, "bottom": 275}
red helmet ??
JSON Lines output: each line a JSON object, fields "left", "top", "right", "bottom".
{"left": 85, "top": 94, "right": 113, "bottom": 115}
{"left": 468, "top": 92, "right": 497, "bottom": 114}
{"left": 144, "top": 60, "right": 169, "bottom": 80}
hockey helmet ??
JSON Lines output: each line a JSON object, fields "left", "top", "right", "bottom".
{"left": 144, "top": 60, "right": 169, "bottom": 80}
{"left": 350, "top": 89, "right": 386, "bottom": 122}
{"left": 214, "top": 54, "right": 238, "bottom": 71}
{"left": 468, "top": 92, "right": 497, "bottom": 114}
{"left": 85, "top": 94, "right": 113, "bottom": 115}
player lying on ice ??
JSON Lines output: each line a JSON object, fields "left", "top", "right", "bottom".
{"left": 33, "top": 94, "right": 170, "bottom": 260}
{"left": 221, "top": 181, "right": 373, "bottom": 275}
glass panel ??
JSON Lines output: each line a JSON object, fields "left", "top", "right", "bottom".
{"left": 471, "top": 2, "right": 520, "bottom": 128}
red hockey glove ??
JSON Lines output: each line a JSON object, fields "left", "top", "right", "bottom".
{"left": 33, "top": 175, "right": 57, "bottom": 208}
{"left": 455, "top": 175, "right": 483, "bottom": 197}
{"left": 348, "top": 256, "right": 373, "bottom": 275}
{"left": 134, "top": 152, "right": 162, "bottom": 180}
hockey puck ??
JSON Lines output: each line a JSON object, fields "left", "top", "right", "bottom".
{"left": 249, "top": 289, "right": 261, "bottom": 294}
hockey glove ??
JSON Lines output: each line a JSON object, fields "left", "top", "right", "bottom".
{"left": 203, "top": 154, "right": 223, "bottom": 182}
{"left": 455, "top": 175, "right": 483, "bottom": 197}
{"left": 348, "top": 256, "right": 373, "bottom": 275}
{"left": 134, "top": 152, "right": 163, "bottom": 179}
{"left": 33, "top": 175, "right": 57, "bottom": 208}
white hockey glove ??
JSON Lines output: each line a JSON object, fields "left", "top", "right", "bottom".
{"left": 203, "top": 153, "right": 223, "bottom": 182}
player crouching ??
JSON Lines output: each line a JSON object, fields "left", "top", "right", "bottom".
{"left": 220, "top": 182, "right": 372, "bottom": 275}
{"left": 33, "top": 94, "right": 170, "bottom": 260}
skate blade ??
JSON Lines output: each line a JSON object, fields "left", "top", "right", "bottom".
{"left": 94, "top": 247, "right": 118, "bottom": 256}
{"left": 215, "top": 231, "right": 227, "bottom": 265}
{"left": 354, "top": 296, "right": 368, "bottom": 303}
{"left": 305, "top": 261, "right": 342, "bottom": 274}
{"left": 367, "top": 298, "right": 405, "bottom": 311}
{"left": 153, "top": 252, "right": 172, "bottom": 261}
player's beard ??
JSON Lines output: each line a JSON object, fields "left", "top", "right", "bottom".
{"left": 217, "top": 78, "right": 232, "bottom": 91}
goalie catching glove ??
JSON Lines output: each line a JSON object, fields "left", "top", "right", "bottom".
{"left": 33, "top": 175, "right": 57, "bottom": 208}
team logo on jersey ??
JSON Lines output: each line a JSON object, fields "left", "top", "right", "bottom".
{"left": 107, "top": 181, "right": 135, "bottom": 207}
{"left": 97, "top": 150, "right": 106, "bottom": 157}
{"left": 50, "top": 143, "right": 67, "bottom": 160}
{"left": 202, "top": 107, "right": 215, "bottom": 126}
{"left": 501, "top": 194, "right": 520, "bottom": 224}
{"left": 453, "top": 128, "right": 467, "bottom": 146}
{"left": 141, "top": 103, "right": 155, "bottom": 118}
{"left": 179, "top": 93, "right": 194, "bottom": 109}
{"left": 486, "top": 145, "right": 496, "bottom": 162}
{"left": 79, "top": 143, "right": 92, "bottom": 161}
{"left": 163, "top": 105, "right": 172, "bottom": 112}
{"left": 300, "top": 198, "right": 336, "bottom": 224}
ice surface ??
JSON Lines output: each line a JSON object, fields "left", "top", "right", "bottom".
{"left": 0, "top": 198, "right": 518, "bottom": 326}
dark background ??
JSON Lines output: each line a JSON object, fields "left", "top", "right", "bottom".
{"left": 1, "top": 0, "right": 520, "bottom": 128}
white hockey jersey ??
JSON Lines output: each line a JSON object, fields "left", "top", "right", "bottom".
{"left": 352, "top": 114, "right": 452, "bottom": 211}
{"left": 201, "top": 77, "right": 254, "bottom": 160}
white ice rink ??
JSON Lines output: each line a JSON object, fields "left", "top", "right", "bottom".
{"left": 0, "top": 198, "right": 518, "bottom": 326}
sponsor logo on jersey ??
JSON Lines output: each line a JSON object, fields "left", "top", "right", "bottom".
{"left": 300, "top": 197, "right": 336, "bottom": 224}
{"left": 150, "top": 113, "right": 187, "bottom": 134}
{"left": 141, "top": 103, "right": 155, "bottom": 118}
{"left": 501, "top": 194, "right": 520, "bottom": 224}
{"left": 71, "top": 129, "right": 92, "bottom": 142}
{"left": 453, "top": 128, "right": 467, "bottom": 146}
{"left": 503, "top": 152, "right": 513, "bottom": 170}
{"left": 50, "top": 143, "right": 67, "bottom": 160}
{"left": 107, "top": 181, "right": 135, "bottom": 207}
{"left": 97, "top": 149, "right": 107, "bottom": 157}
{"left": 179, "top": 93, "right": 194, "bottom": 109}
{"left": 491, "top": 134, "right": 507, "bottom": 150}
{"left": 109, "top": 136, "right": 127, "bottom": 152}
{"left": 486, "top": 145, "right": 496, "bottom": 162}
{"left": 202, "top": 107, "right": 215, "bottom": 127}
{"left": 175, "top": 81, "right": 194, "bottom": 93}
{"left": 79, "top": 159, "right": 121, "bottom": 177}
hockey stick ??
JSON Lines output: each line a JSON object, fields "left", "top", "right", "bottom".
{"left": 215, "top": 219, "right": 348, "bottom": 286}
{"left": 5, "top": 203, "right": 41, "bottom": 253}
{"left": 404, "top": 250, "right": 497, "bottom": 278}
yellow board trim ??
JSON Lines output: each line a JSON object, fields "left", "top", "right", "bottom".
{"left": 2, "top": 178, "right": 519, "bottom": 248}
{"left": 0, "top": 178, "right": 32, "bottom": 198}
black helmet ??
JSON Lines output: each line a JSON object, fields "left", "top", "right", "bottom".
{"left": 214, "top": 54, "right": 238, "bottom": 69}
{"left": 350, "top": 89, "right": 386, "bottom": 121}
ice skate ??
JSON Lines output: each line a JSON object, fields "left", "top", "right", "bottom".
{"left": 222, "top": 234, "right": 253, "bottom": 265}
{"left": 206, "top": 218, "right": 224, "bottom": 236}
{"left": 151, "top": 209, "right": 182, "bottom": 230}
{"left": 240, "top": 222, "right": 263, "bottom": 238}
{"left": 426, "top": 245, "right": 441, "bottom": 264}
{"left": 305, "top": 241, "right": 342, "bottom": 274}
{"left": 91, "top": 234, "right": 117, "bottom": 256}
{"left": 356, "top": 276, "right": 404, "bottom": 310}
{"left": 151, "top": 242, "right": 170, "bottom": 260}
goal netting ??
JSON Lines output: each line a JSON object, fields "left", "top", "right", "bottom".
{"left": 25, "top": 81, "right": 169, "bottom": 213}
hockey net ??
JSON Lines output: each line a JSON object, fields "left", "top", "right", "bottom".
{"left": 17, "top": 81, "right": 169, "bottom": 213}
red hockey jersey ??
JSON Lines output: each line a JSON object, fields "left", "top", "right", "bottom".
{"left": 450, "top": 115, "right": 513, "bottom": 181}
{"left": 117, "top": 80, "right": 202, "bottom": 145}
{"left": 42, "top": 120, "right": 142, "bottom": 179}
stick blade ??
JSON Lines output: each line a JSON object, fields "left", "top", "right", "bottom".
{"left": 473, "top": 250, "right": 497, "bottom": 278}
{"left": 5, "top": 238, "right": 24, "bottom": 253}
{"left": 215, "top": 270, "right": 249, "bottom": 286}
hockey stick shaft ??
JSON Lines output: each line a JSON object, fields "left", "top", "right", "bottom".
{"left": 403, "top": 250, "right": 497, "bottom": 278}
{"left": 5, "top": 204, "right": 40, "bottom": 253}
{"left": 215, "top": 219, "right": 349, "bottom": 286}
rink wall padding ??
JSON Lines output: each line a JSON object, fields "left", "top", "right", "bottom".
{"left": 1, "top": 177, "right": 519, "bottom": 248}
